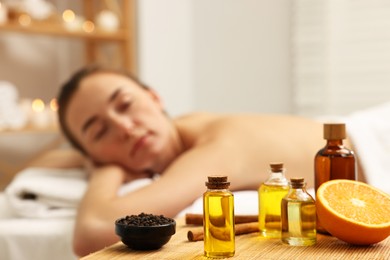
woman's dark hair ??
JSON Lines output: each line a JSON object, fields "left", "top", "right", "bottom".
{"left": 57, "top": 64, "right": 149, "bottom": 154}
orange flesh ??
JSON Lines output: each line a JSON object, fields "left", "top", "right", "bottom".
{"left": 322, "top": 182, "right": 390, "bottom": 225}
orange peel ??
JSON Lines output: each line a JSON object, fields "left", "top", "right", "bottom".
{"left": 316, "top": 180, "right": 390, "bottom": 245}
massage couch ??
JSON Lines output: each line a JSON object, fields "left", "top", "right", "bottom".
{"left": 0, "top": 168, "right": 260, "bottom": 260}
{"left": 0, "top": 101, "right": 389, "bottom": 260}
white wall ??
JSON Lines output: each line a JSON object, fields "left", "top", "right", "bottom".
{"left": 0, "top": 1, "right": 292, "bottom": 116}
{"left": 137, "top": 0, "right": 194, "bottom": 116}
{"left": 292, "top": 0, "right": 390, "bottom": 117}
{"left": 192, "top": 0, "right": 292, "bottom": 113}
{"left": 138, "top": 0, "right": 292, "bottom": 115}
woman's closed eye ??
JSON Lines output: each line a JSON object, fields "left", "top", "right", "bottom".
{"left": 94, "top": 125, "right": 108, "bottom": 140}
{"left": 117, "top": 99, "right": 133, "bottom": 112}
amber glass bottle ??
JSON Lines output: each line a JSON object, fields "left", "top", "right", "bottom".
{"left": 314, "top": 123, "right": 356, "bottom": 233}
{"left": 203, "top": 175, "right": 235, "bottom": 258}
{"left": 258, "top": 162, "right": 289, "bottom": 238}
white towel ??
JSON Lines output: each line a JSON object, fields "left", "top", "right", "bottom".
{"left": 315, "top": 102, "right": 390, "bottom": 195}
{"left": 176, "top": 190, "right": 259, "bottom": 217}
{"left": 5, "top": 168, "right": 88, "bottom": 218}
{"left": 4, "top": 167, "right": 155, "bottom": 218}
{"left": 345, "top": 101, "right": 390, "bottom": 195}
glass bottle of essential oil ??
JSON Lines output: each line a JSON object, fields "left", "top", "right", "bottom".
{"left": 314, "top": 123, "right": 356, "bottom": 233}
{"left": 203, "top": 175, "right": 235, "bottom": 258}
{"left": 281, "top": 177, "right": 316, "bottom": 246}
{"left": 258, "top": 162, "right": 289, "bottom": 238}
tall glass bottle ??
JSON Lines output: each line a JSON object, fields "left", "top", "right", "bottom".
{"left": 281, "top": 177, "right": 316, "bottom": 246}
{"left": 258, "top": 162, "right": 289, "bottom": 238}
{"left": 203, "top": 175, "right": 235, "bottom": 258}
{"left": 314, "top": 123, "right": 356, "bottom": 233}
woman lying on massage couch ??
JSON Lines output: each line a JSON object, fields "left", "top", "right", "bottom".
{"left": 46, "top": 65, "right": 364, "bottom": 256}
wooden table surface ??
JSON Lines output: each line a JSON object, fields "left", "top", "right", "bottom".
{"left": 82, "top": 219, "right": 390, "bottom": 259}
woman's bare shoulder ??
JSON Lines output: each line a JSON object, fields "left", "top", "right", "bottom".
{"left": 176, "top": 113, "right": 320, "bottom": 133}
{"left": 174, "top": 112, "right": 222, "bottom": 136}
{"left": 174, "top": 112, "right": 323, "bottom": 148}
{"left": 174, "top": 112, "right": 221, "bottom": 124}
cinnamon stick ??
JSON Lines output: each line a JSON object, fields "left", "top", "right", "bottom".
{"left": 187, "top": 222, "right": 259, "bottom": 242}
{"left": 185, "top": 213, "right": 258, "bottom": 226}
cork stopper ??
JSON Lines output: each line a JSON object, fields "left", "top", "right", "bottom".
{"left": 290, "top": 177, "right": 305, "bottom": 189}
{"left": 206, "top": 175, "right": 230, "bottom": 189}
{"left": 323, "top": 123, "right": 346, "bottom": 140}
{"left": 270, "top": 162, "right": 284, "bottom": 172}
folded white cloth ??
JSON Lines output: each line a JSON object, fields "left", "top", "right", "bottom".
{"left": 177, "top": 190, "right": 259, "bottom": 217}
{"left": 5, "top": 167, "right": 88, "bottom": 218}
{"left": 346, "top": 101, "right": 390, "bottom": 194}
{"left": 315, "top": 102, "right": 390, "bottom": 195}
{"left": 4, "top": 167, "right": 156, "bottom": 218}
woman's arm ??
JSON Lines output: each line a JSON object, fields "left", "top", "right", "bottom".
{"left": 72, "top": 143, "right": 239, "bottom": 257}
{"left": 73, "top": 164, "right": 127, "bottom": 256}
{"left": 27, "top": 148, "right": 86, "bottom": 169}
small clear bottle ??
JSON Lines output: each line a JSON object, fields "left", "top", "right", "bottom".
{"left": 203, "top": 175, "right": 235, "bottom": 258}
{"left": 258, "top": 162, "right": 289, "bottom": 238}
{"left": 281, "top": 177, "right": 316, "bottom": 246}
{"left": 314, "top": 123, "right": 357, "bottom": 233}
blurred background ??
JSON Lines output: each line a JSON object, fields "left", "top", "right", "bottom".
{"left": 0, "top": 0, "right": 390, "bottom": 188}
{"left": 2, "top": 0, "right": 390, "bottom": 117}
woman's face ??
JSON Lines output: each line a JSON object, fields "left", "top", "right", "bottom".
{"left": 65, "top": 72, "right": 176, "bottom": 174}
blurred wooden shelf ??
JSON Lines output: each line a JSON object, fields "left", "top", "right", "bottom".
{"left": 0, "top": 125, "right": 59, "bottom": 135}
{"left": 0, "top": 22, "right": 128, "bottom": 41}
{"left": 0, "top": 0, "right": 137, "bottom": 74}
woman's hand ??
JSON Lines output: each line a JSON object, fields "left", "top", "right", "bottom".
{"left": 83, "top": 160, "right": 125, "bottom": 181}
{"left": 83, "top": 159, "right": 152, "bottom": 183}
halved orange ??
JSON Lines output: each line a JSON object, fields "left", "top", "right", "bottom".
{"left": 316, "top": 179, "right": 390, "bottom": 245}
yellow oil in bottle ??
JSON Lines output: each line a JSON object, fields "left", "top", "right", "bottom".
{"left": 203, "top": 176, "right": 235, "bottom": 258}
{"left": 258, "top": 184, "right": 289, "bottom": 237}
{"left": 258, "top": 162, "right": 289, "bottom": 238}
{"left": 281, "top": 178, "right": 316, "bottom": 246}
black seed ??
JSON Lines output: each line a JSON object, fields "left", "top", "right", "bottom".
{"left": 117, "top": 213, "right": 174, "bottom": 227}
